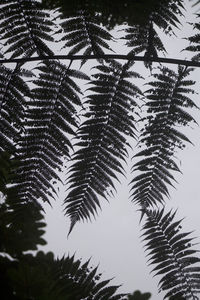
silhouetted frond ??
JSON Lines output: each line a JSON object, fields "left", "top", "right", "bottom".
{"left": 0, "top": 0, "right": 54, "bottom": 59}
{"left": 4, "top": 250, "right": 126, "bottom": 300}
{"left": 65, "top": 60, "right": 143, "bottom": 232}
{"left": 0, "top": 2, "right": 200, "bottom": 298}
{"left": 131, "top": 66, "right": 197, "bottom": 208}
{"left": 122, "top": 0, "right": 183, "bottom": 66}
{"left": 142, "top": 208, "right": 200, "bottom": 299}
{"left": 60, "top": 11, "right": 114, "bottom": 65}
{"left": 124, "top": 21, "right": 166, "bottom": 60}
{"left": 0, "top": 64, "right": 32, "bottom": 154}
{"left": 185, "top": 16, "right": 200, "bottom": 61}
{"left": 151, "top": 0, "right": 184, "bottom": 31}
{"left": 11, "top": 61, "right": 88, "bottom": 205}
{"left": 52, "top": 254, "right": 126, "bottom": 299}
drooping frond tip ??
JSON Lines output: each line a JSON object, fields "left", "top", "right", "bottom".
{"left": 130, "top": 65, "right": 197, "bottom": 209}
{"left": 142, "top": 208, "right": 200, "bottom": 299}
{"left": 64, "top": 60, "right": 143, "bottom": 230}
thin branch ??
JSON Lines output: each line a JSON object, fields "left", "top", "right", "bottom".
{"left": 1, "top": 54, "right": 200, "bottom": 68}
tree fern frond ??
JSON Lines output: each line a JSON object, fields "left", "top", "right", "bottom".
{"left": 131, "top": 66, "right": 197, "bottom": 209}
{"left": 65, "top": 60, "right": 143, "bottom": 231}
{"left": 185, "top": 16, "right": 200, "bottom": 61}
{"left": 142, "top": 208, "right": 200, "bottom": 299}
{"left": 60, "top": 11, "right": 114, "bottom": 65}
{"left": 153, "top": 0, "right": 184, "bottom": 31}
{"left": 9, "top": 251, "right": 126, "bottom": 300}
{"left": 12, "top": 61, "right": 88, "bottom": 205}
{"left": 0, "top": 64, "right": 31, "bottom": 154}
{"left": 122, "top": 0, "right": 183, "bottom": 67}
{"left": 123, "top": 21, "right": 166, "bottom": 60}
{"left": 0, "top": 0, "right": 54, "bottom": 59}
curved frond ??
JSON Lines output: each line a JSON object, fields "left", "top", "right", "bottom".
{"left": 124, "top": 21, "right": 166, "bottom": 62}
{"left": 0, "top": 64, "right": 31, "bottom": 154}
{"left": 60, "top": 11, "right": 114, "bottom": 65}
{"left": 185, "top": 16, "right": 200, "bottom": 61}
{"left": 65, "top": 60, "right": 143, "bottom": 231}
{"left": 12, "top": 61, "right": 88, "bottom": 205}
{"left": 0, "top": 0, "right": 54, "bottom": 59}
{"left": 151, "top": 0, "right": 184, "bottom": 31}
{"left": 4, "top": 250, "right": 126, "bottom": 300}
{"left": 131, "top": 66, "right": 197, "bottom": 208}
{"left": 142, "top": 208, "right": 200, "bottom": 299}
{"left": 122, "top": 0, "right": 184, "bottom": 66}
{"left": 52, "top": 254, "right": 126, "bottom": 300}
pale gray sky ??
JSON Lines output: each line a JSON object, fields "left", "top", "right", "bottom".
{"left": 40, "top": 2, "right": 200, "bottom": 299}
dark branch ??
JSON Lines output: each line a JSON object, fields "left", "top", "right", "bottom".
{"left": 1, "top": 54, "right": 200, "bottom": 68}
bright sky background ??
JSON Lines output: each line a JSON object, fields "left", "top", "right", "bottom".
{"left": 40, "top": 1, "right": 200, "bottom": 299}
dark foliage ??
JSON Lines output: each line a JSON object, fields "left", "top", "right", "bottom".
{"left": 0, "top": 64, "right": 31, "bottom": 154}
{"left": 185, "top": 16, "right": 200, "bottom": 61}
{"left": 0, "top": 0, "right": 200, "bottom": 299}
{"left": 12, "top": 61, "right": 88, "bottom": 206}
{"left": 42, "top": 0, "right": 183, "bottom": 30}
{"left": 1, "top": 251, "right": 127, "bottom": 300}
{"left": 127, "top": 290, "right": 151, "bottom": 300}
{"left": 60, "top": 12, "right": 114, "bottom": 66}
{"left": 142, "top": 208, "right": 200, "bottom": 299}
{"left": 122, "top": 0, "right": 183, "bottom": 65}
{"left": 0, "top": 152, "right": 46, "bottom": 257}
{"left": 131, "top": 66, "right": 197, "bottom": 209}
{"left": 0, "top": 0, "right": 54, "bottom": 59}
{"left": 0, "top": 156, "right": 126, "bottom": 300}
{"left": 65, "top": 60, "right": 142, "bottom": 232}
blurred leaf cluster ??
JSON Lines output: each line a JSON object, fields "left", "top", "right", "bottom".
{"left": 127, "top": 290, "right": 151, "bottom": 300}
{"left": 0, "top": 154, "right": 129, "bottom": 300}
{"left": 42, "top": 0, "right": 174, "bottom": 29}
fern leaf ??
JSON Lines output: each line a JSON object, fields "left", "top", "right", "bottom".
{"left": 142, "top": 208, "right": 200, "bottom": 299}
{"left": 0, "top": 0, "right": 54, "bottom": 59}
{"left": 60, "top": 11, "right": 114, "bottom": 65}
{"left": 12, "top": 61, "right": 88, "bottom": 205}
{"left": 185, "top": 17, "right": 200, "bottom": 61}
{"left": 122, "top": 0, "right": 183, "bottom": 67}
{"left": 0, "top": 64, "right": 31, "bottom": 154}
{"left": 131, "top": 66, "right": 197, "bottom": 209}
{"left": 65, "top": 60, "right": 142, "bottom": 231}
{"left": 123, "top": 21, "right": 166, "bottom": 60}
{"left": 39, "top": 252, "right": 126, "bottom": 300}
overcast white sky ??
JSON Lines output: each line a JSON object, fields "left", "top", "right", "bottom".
{"left": 40, "top": 2, "right": 200, "bottom": 299}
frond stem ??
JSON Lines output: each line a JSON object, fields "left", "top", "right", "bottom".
{"left": 1, "top": 55, "right": 200, "bottom": 68}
